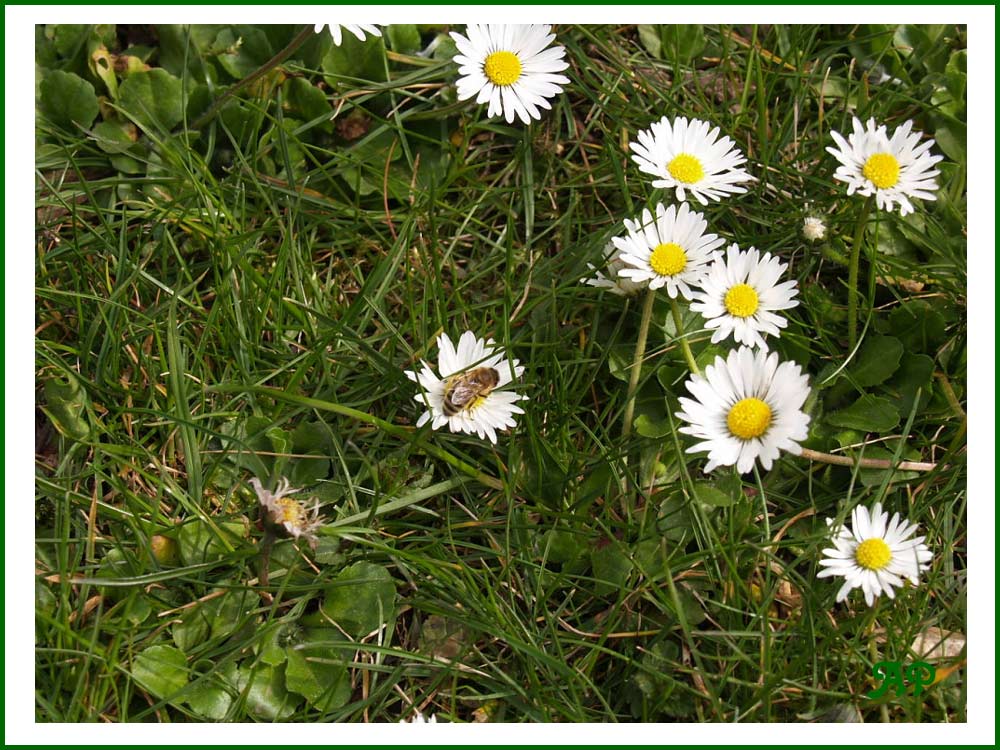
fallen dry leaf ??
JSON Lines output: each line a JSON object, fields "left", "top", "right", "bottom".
{"left": 910, "top": 626, "right": 966, "bottom": 661}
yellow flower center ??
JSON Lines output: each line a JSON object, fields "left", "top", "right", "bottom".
{"left": 277, "top": 497, "right": 307, "bottom": 528}
{"left": 855, "top": 538, "right": 892, "bottom": 571}
{"left": 667, "top": 153, "right": 705, "bottom": 184}
{"left": 727, "top": 397, "right": 772, "bottom": 440}
{"left": 862, "top": 152, "right": 901, "bottom": 189}
{"left": 483, "top": 50, "right": 522, "bottom": 87}
{"left": 724, "top": 283, "right": 760, "bottom": 318}
{"left": 649, "top": 242, "right": 688, "bottom": 276}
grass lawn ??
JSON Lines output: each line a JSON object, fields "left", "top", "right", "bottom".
{"left": 28, "top": 18, "right": 979, "bottom": 730}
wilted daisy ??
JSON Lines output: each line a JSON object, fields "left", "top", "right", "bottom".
{"left": 689, "top": 243, "right": 800, "bottom": 351}
{"left": 250, "top": 476, "right": 324, "bottom": 550}
{"left": 802, "top": 215, "right": 827, "bottom": 242}
{"left": 450, "top": 24, "right": 570, "bottom": 125}
{"left": 612, "top": 202, "right": 724, "bottom": 299}
{"left": 315, "top": 24, "right": 381, "bottom": 46}
{"left": 826, "top": 116, "right": 943, "bottom": 216}
{"left": 676, "top": 346, "right": 810, "bottom": 474}
{"left": 817, "top": 503, "right": 933, "bottom": 607}
{"left": 404, "top": 331, "right": 526, "bottom": 444}
{"left": 582, "top": 242, "right": 647, "bottom": 297}
{"left": 629, "top": 116, "right": 754, "bottom": 205}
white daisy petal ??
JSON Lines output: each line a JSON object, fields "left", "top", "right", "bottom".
{"left": 450, "top": 24, "right": 568, "bottom": 125}
{"left": 407, "top": 330, "right": 525, "bottom": 442}
{"left": 816, "top": 503, "right": 933, "bottom": 608}
{"left": 316, "top": 24, "right": 381, "bottom": 46}
{"left": 612, "top": 202, "right": 723, "bottom": 301}
{"left": 827, "top": 116, "right": 943, "bottom": 215}
{"left": 629, "top": 116, "right": 754, "bottom": 204}
{"left": 675, "top": 346, "right": 811, "bottom": 475}
{"left": 689, "top": 242, "right": 799, "bottom": 351}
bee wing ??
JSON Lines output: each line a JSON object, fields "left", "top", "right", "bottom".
{"left": 448, "top": 382, "right": 480, "bottom": 406}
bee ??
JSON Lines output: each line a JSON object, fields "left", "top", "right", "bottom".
{"left": 442, "top": 367, "right": 500, "bottom": 416}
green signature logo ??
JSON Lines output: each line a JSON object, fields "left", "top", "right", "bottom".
{"left": 866, "top": 660, "right": 936, "bottom": 699}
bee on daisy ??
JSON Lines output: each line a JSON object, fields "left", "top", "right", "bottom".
{"left": 314, "top": 24, "right": 382, "bottom": 47}
{"left": 826, "top": 116, "right": 943, "bottom": 216}
{"left": 675, "top": 346, "right": 811, "bottom": 474}
{"left": 404, "top": 331, "right": 526, "bottom": 444}
{"left": 817, "top": 503, "right": 933, "bottom": 607}
{"left": 612, "top": 202, "right": 724, "bottom": 299}
{"left": 450, "top": 24, "right": 570, "bottom": 125}
{"left": 689, "top": 243, "right": 800, "bottom": 351}
{"left": 629, "top": 116, "right": 754, "bottom": 205}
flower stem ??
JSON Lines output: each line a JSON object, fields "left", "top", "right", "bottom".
{"left": 622, "top": 288, "right": 657, "bottom": 439}
{"left": 847, "top": 195, "right": 875, "bottom": 351}
{"left": 670, "top": 297, "right": 700, "bottom": 376}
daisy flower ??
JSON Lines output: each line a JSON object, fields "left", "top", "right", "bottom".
{"left": 676, "top": 346, "right": 811, "bottom": 474}
{"left": 404, "top": 331, "right": 526, "bottom": 444}
{"left": 817, "top": 503, "right": 933, "bottom": 607}
{"left": 450, "top": 24, "right": 570, "bottom": 125}
{"left": 689, "top": 243, "right": 800, "bottom": 351}
{"left": 400, "top": 711, "right": 438, "bottom": 724}
{"left": 826, "top": 116, "right": 943, "bottom": 216}
{"left": 802, "top": 215, "right": 827, "bottom": 242}
{"left": 629, "top": 116, "right": 754, "bottom": 205}
{"left": 315, "top": 24, "right": 381, "bottom": 47}
{"left": 250, "top": 476, "right": 324, "bottom": 550}
{"left": 582, "top": 242, "right": 647, "bottom": 297}
{"left": 612, "top": 202, "right": 724, "bottom": 299}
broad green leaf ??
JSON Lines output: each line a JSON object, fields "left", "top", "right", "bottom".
{"left": 849, "top": 334, "right": 903, "bottom": 387}
{"left": 38, "top": 70, "right": 99, "bottom": 131}
{"left": 657, "top": 493, "right": 696, "bottom": 544}
{"left": 284, "top": 629, "right": 352, "bottom": 711}
{"left": 591, "top": 542, "right": 632, "bottom": 597}
{"left": 172, "top": 604, "right": 212, "bottom": 653}
{"left": 209, "top": 588, "right": 255, "bottom": 641}
{"left": 886, "top": 352, "right": 935, "bottom": 416}
{"left": 259, "top": 624, "right": 294, "bottom": 667}
{"left": 826, "top": 394, "right": 900, "bottom": 432}
{"left": 541, "top": 527, "right": 589, "bottom": 566}
{"left": 320, "top": 562, "right": 396, "bottom": 637}
{"left": 119, "top": 69, "right": 186, "bottom": 131}
{"left": 236, "top": 664, "right": 299, "bottom": 721}
{"left": 177, "top": 520, "right": 245, "bottom": 566}
{"left": 322, "top": 32, "right": 387, "bottom": 85}
{"left": 931, "top": 121, "right": 966, "bottom": 163}
{"left": 92, "top": 119, "right": 137, "bottom": 154}
{"left": 634, "top": 406, "right": 672, "bottom": 439}
{"left": 636, "top": 25, "right": 661, "bottom": 58}
{"left": 386, "top": 25, "right": 422, "bottom": 54}
{"left": 692, "top": 482, "right": 736, "bottom": 508}
{"left": 132, "top": 645, "right": 189, "bottom": 700}
{"left": 184, "top": 672, "right": 233, "bottom": 721}
{"left": 41, "top": 372, "right": 92, "bottom": 441}
{"left": 126, "top": 596, "right": 152, "bottom": 626}
{"left": 51, "top": 24, "right": 91, "bottom": 58}
{"left": 857, "top": 446, "right": 921, "bottom": 488}
{"left": 216, "top": 26, "right": 274, "bottom": 80}
{"left": 888, "top": 300, "right": 947, "bottom": 352}
{"left": 282, "top": 77, "right": 332, "bottom": 130}
{"left": 661, "top": 25, "right": 706, "bottom": 64}
{"left": 265, "top": 540, "right": 317, "bottom": 586}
